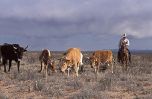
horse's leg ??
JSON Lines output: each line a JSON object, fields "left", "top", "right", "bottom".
{"left": 128, "top": 49, "right": 131, "bottom": 63}
{"left": 122, "top": 57, "right": 126, "bottom": 72}
{"left": 117, "top": 50, "right": 120, "bottom": 62}
{"left": 126, "top": 55, "right": 129, "bottom": 71}
{"left": 125, "top": 60, "right": 127, "bottom": 71}
{"left": 122, "top": 61, "right": 125, "bottom": 72}
{"left": 125, "top": 54, "right": 129, "bottom": 71}
{"left": 120, "top": 53, "right": 123, "bottom": 64}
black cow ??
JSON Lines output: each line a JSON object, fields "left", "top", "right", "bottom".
{"left": 1, "top": 44, "right": 28, "bottom": 72}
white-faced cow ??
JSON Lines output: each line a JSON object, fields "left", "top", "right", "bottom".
{"left": 39, "top": 49, "right": 56, "bottom": 79}
{"left": 1, "top": 43, "right": 28, "bottom": 73}
{"left": 90, "top": 50, "right": 113, "bottom": 74}
{"left": 60, "top": 48, "right": 83, "bottom": 77}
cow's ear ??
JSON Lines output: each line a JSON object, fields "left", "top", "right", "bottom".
{"left": 24, "top": 45, "right": 28, "bottom": 50}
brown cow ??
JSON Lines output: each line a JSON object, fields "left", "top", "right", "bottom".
{"left": 39, "top": 49, "right": 56, "bottom": 79}
{"left": 90, "top": 50, "right": 113, "bottom": 74}
{"left": 60, "top": 48, "right": 83, "bottom": 77}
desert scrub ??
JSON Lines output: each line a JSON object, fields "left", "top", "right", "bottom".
{"left": 33, "top": 80, "right": 44, "bottom": 91}
{"left": 0, "top": 93, "right": 8, "bottom": 99}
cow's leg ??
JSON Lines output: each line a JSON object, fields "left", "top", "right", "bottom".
{"left": 94, "top": 65, "right": 97, "bottom": 74}
{"left": 17, "top": 61, "right": 20, "bottom": 73}
{"left": 67, "top": 67, "right": 70, "bottom": 76}
{"left": 45, "top": 64, "right": 48, "bottom": 81}
{"left": 4, "top": 64, "right": 7, "bottom": 73}
{"left": 74, "top": 64, "right": 79, "bottom": 77}
{"left": 46, "top": 64, "right": 49, "bottom": 75}
{"left": 8, "top": 60, "right": 12, "bottom": 72}
{"left": 42, "top": 64, "right": 45, "bottom": 75}
{"left": 3, "top": 58, "right": 7, "bottom": 73}
{"left": 51, "top": 62, "right": 56, "bottom": 73}
{"left": 47, "top": 63, "right": 51, "bottom": 75}
{"left": 76, "top": 66, "right": 79, "bottom": 77}
{"left": 38, "top": 61, "right": 43, "bottom": 73}
{"left": 94, "top": 68, "right": 97, "bottom": 73}
{"left": 80, "top": 53, "right": 83, "bottom": 65}
{"left": 80, "top": 64, "right": 84, "bottom": 72}
{"left": 94, "top": 65, "right": 99, "bottom": 74}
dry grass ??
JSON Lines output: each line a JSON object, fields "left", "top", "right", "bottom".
{"left": 0, "top": 51, "right": 152, "bottom": 99}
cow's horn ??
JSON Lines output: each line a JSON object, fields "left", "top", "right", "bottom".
{"left": 13, "top": 46, "right": 17, "bottom": 50}
{"left": 25, "top": 45, "right": 28, "bottom": 49}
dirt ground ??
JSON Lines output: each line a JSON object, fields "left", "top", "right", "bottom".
{"left": 0, "top": 51, "right": 152, "bottom": 99}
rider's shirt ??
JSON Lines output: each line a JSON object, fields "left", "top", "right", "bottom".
{"left": 119, "top": 38, "right": 130, "bottom": 49}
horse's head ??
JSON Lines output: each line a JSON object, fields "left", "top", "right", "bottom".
{"left": 121, "top": 41, "right": 128, "bottom": 54}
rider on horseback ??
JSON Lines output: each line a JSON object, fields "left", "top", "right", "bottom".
{"left": 118, "top": 33, "right": 131, "bottom": 63}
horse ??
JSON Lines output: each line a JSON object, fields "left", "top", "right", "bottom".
{"left": 119, "top": 41, "right": 129, "bottom": 71}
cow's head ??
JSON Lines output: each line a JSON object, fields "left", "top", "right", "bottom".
{"left": 59, "top": 57, "right": 71, "bottom": 73}
{"left": 13, "top": 44, "right": 28, "bottom": 60}
{"left": 48, "top": 60, "right": 56, "bottom": 72}
{"left": 90, "top": 56, "right": 98, "bottom": 68}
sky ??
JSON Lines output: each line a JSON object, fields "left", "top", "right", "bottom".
{"left": 0, "top": 0, "right": 152, "bottom": 51}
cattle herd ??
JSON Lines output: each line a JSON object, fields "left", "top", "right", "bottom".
{"left": 0, "top": 43, "right": 125, "bottom": 78}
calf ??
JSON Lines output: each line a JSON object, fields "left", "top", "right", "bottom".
{"left": 39, "top": 49, "right": 56, "bottom": 79}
